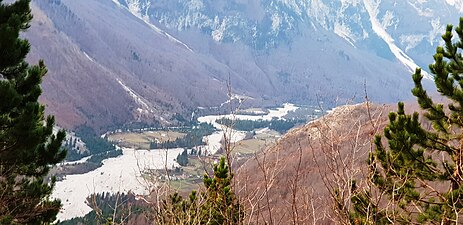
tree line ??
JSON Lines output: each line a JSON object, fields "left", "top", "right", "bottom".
{"left": 149, "top": 123, "right": 215, "bottom": 149}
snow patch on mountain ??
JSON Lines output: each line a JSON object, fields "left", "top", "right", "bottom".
{"left": 363, "top": 0, "right": 431, "bottom": 79}
{"left": 116, "top": 79, "right": 155, "bottom": 114}
{"left": 212, "top": 16, "right": 227, "bottom": 42}
{"left": 277, "top": 0, "right": 303, "bottom": 16}
{"left": 141, "top": 18, "right": 195, "bottom": 52}
{"left": 271, "top": 14, "right": 282, "bottom": 32}
{"left": 126, "top": 0, "right": 147, "bottom": 19}
{"left": 408, "top": 1, "right": 434, "bottom": 17}
{"left": 112, "top": 0, "right": 194, "bottom": 52}
{"left": 306, "top": 0, "right": 330, "bottom": 29}
{"left": 82, "top": 51, "right": 95, "bottom": 63}
{"left": 380, "top": 10, "right": 396, "bottom": 29}
{"left": 334, "top": 22, "right": 357, "bottom": 46}
{"left": 111, "top": 0, "right": 123, "bottom": 8}
{"left": 400, "top": 34, "right": 426, "bottom": 52}
{"left": 429, "top": 18, "right": 445, "bottom": 44}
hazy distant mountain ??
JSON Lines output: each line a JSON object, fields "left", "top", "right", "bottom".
{"left": 115, "top": 0, "right": 460, "bottom": 73}
{"left": 26, "top": 0, "right": 460, "bottom": 131}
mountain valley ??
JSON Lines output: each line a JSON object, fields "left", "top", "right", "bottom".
{"left": 10, "top": 0, "right": 463, "bottom": 223}
{"left": 25, "top": 0, "right": 458, "bottom": 131}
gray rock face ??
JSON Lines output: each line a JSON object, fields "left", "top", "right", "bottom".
{"left": 117, "top": 0, "right": 460, "bottom": 70}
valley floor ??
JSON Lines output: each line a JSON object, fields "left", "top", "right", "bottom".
{"left": 53, "top": 103, "right": 321, "bottom": 221}
{"left": 53, "top": 147, "right": 183, "bottom": 220}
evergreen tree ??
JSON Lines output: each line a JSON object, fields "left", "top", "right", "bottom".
{"left": 0, "top": 0, "right": 66, "bottom": 224}
{"left": 157, "top": 157, "right": 243, "bottom": 224}
{"left": 350, "top": 18, "right": 463, "bottom": 224}
{"left": 176, "top": 149, "right": 188, "bottom": 166}
{"left": 201, "top": 157, "right": 243, "bottom": 224}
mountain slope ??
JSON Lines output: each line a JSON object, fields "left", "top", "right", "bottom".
{"left": 235, "top": 102, "right": 393, "bottom": 223}
{"left": 26, "top": 0, "right": 451, "bottom": 130}
{"left": 26, "top": 3, "right": 135, "bottom": 130}
{"left": 28, "top": 0, "right": 234, "bottom": 130}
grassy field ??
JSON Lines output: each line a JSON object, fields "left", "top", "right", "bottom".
{"left": 146, "top": 157, "right": 209, "bottom": 193}
{"left": 107, "top": 131, "right": 186, "bottom": 149}
{"left": 107, "top": 127, "right": 280, "bottom": 194}
{"left": 169, "top": 136, "right": 277, "bottom": 193}
{"left": 227, "top": 129, "right": 280, "bottom": 170}
{"left": 232, "top": 138, "right": 275, "bottom": 154}
{"left": 182, "top": 157, "right": 209, "bottom": 176}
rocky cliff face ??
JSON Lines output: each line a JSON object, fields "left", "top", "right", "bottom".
{"left": 115, "top": 0, "right": 460, "bottom": 70}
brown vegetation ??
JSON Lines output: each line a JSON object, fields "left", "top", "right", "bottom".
{"left": 107, "top": 131, "right": 186, "bottom": 149}
{"left": 235, "top": 102, "right": 396, "bottom": 224}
